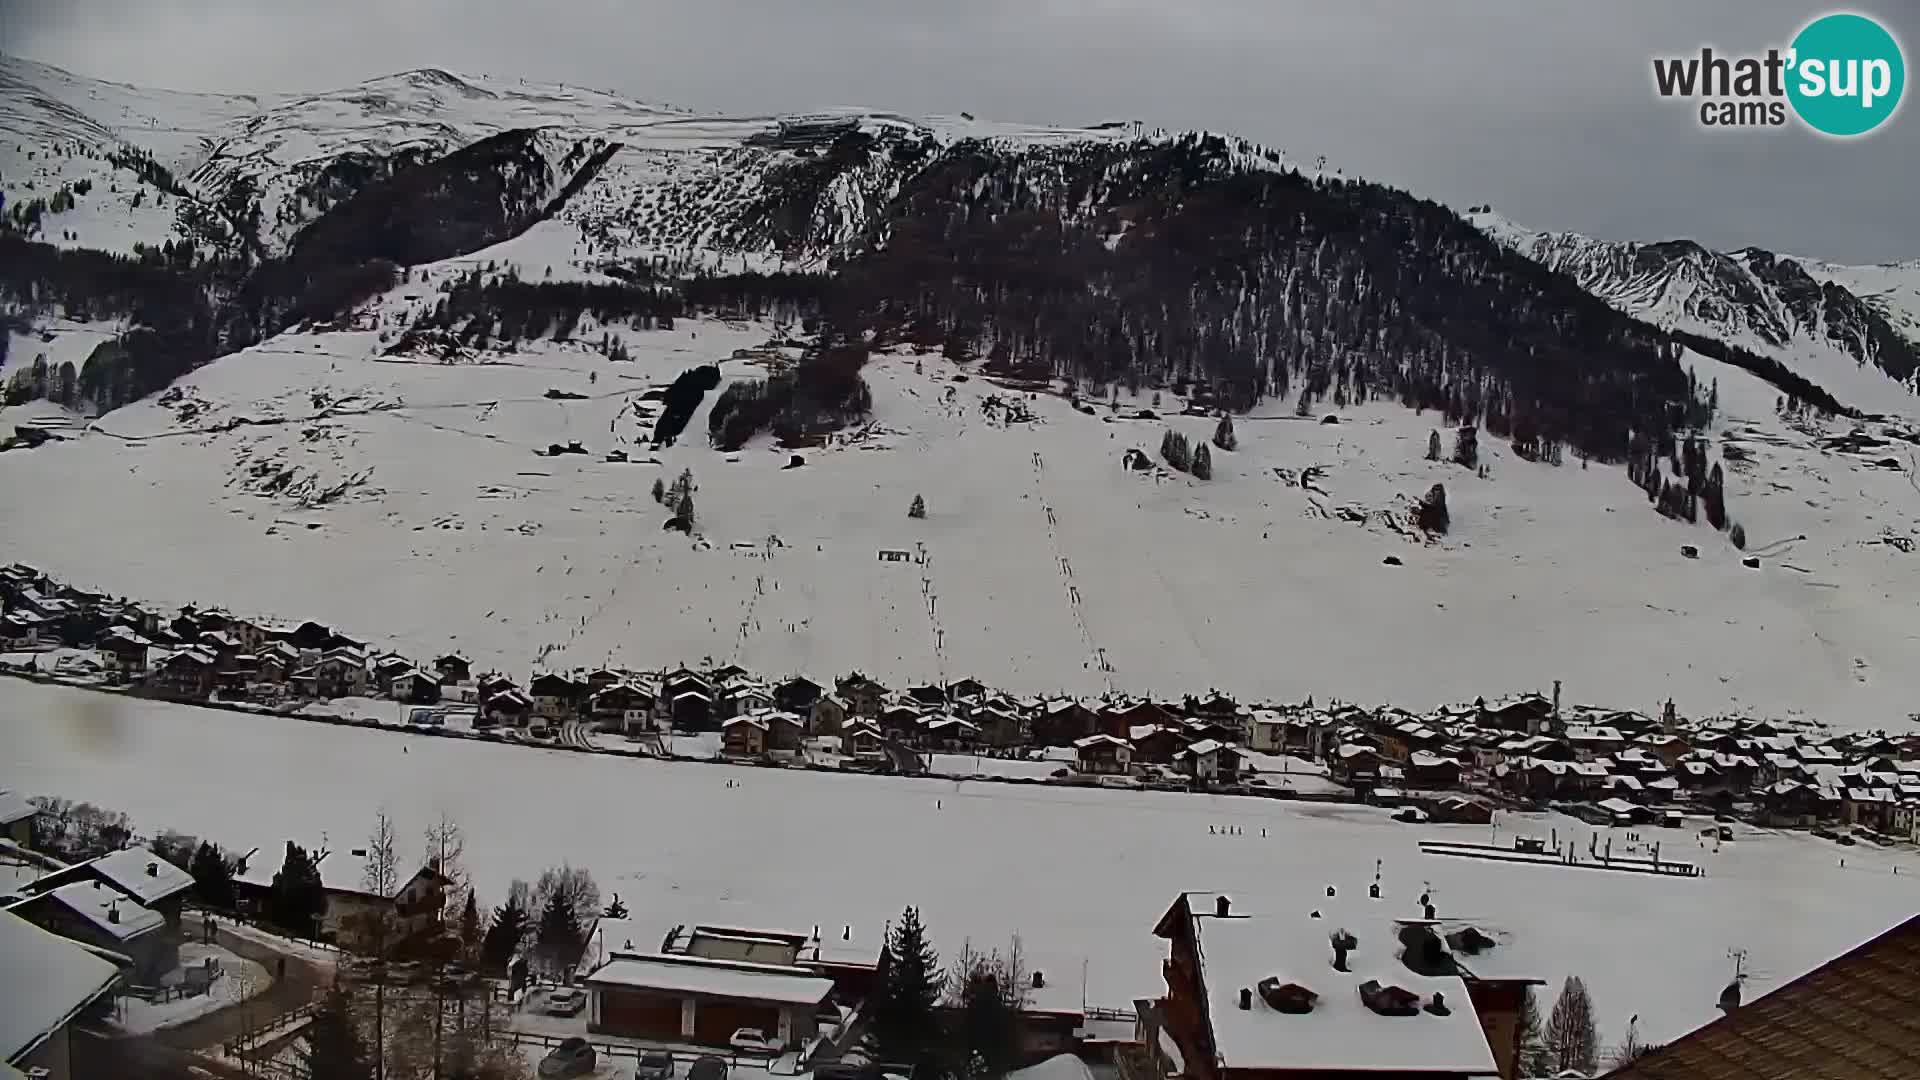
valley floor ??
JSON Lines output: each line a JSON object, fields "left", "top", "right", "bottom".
{"left": 9, "top": 677, "right": 1919, "bottom": 1051}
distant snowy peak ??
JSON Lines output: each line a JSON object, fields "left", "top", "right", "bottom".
{"left": 1467, "top": 209, "right": 1920, "bottom": 406}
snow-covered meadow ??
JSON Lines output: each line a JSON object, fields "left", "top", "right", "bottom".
{"left": 9, "top": 678, "right": 1920, "bottom": 1048}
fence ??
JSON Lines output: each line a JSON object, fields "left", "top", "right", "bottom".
{"left": 499, "top": 1031, "right": 806, "bottom": 1076}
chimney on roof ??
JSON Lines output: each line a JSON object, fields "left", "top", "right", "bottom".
{"left": 1215, "top": 895, "right": 1231, "bottom": 917}
{"left": 1033, "top": 971, "right": 1046, "bottom": 989}
{"left": 147, "top": 861, "right": 158, "bottom": 877}
{"left": 1424, "top": 992, "right": 1451, "bottom": 1016}
{"left": 1423, "top": 900, "right": 1437, "bottom": 920}
{"left": 107, "top": 903, "right": 120, "bottom": 925}
{"left": 1237, "top": 987, "right": 1252, "bottom": 1011}
{"left": 844, "top": 925, "right": 851, "bottom": 941}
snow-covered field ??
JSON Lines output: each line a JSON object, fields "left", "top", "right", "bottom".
{"left": 3, "top": 303, "right": 1918, "bottom": 726}
{"left": 10, "top": 678, "right": 1920, "bottom": 1048}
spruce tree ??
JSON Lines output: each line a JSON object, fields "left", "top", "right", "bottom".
{"left": 267, "top": 842, "right": 326, "bottom": 938}
{"left": 1729, "top": 522, "right": 1747, "bottom": 550}
{"left": 1416, "top": 483, "right": 1449, "bottom": 535}
{"left": 1452, "top": 425, "right": 1479, "bottom": 470}
{"left": 1191, "top": 442, "right": 1212, "bottom": 480}
{"left": 909, "top": 494, "right": 927, "bottom": 519}
{"left": 1545, "top": 975, "right": 1600, "bottom": 1076}
{"left": 603, "top": 894, "right": 630, "bottom": 919}
{"left": 873, "top": 906, "right": 943, "bottom": 1066}
{"left": 1212, "top": 414, "right": 1237, "bottom": 451}
{"left": 1426, "top": 430, "right": 1442, "bottom": 462}
{"left": 651, "top": 477, "right": 665, "bottom": 504}
{"left": 674, "top": 489, "right": 695, "bottom": 527}
{"left": 189, "top": 841, "right": 236, "bottom": 911}
{"left": 537, "top": 889, "right": 584, "bottom": 973}
{"left": 1516, "top": 986, "right": 1550, "bottom": 1078}
{"left": 481, "top": 894, "right": 528, "bottom": 973}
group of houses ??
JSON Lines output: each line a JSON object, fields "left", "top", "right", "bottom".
{"left": 11, "top": 562, "right": 1920, "bottom": 838}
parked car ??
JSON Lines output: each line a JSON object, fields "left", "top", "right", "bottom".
{"left": 1812, "top": 827, "right": 1838, "bottom": 840}
{"left": 546, "top": 988, "right": 587, "bottom": 1016}
{"left": 729, "top": 1028, "right": 779, "bottom": 1056}
{"left": 1837, "top": 834, "right": 1857, "bottom": 846}
{"left": 688, "top": 1056, "right": 728, "bottom": 1080}
{"left": 1391, "top": 807, "right": 1429, "bottom": 824}
{"left": 538, "top": 1038, "right": 597, "bottom": 1078}
{"left": 636, "top": 1052, "right": 675, "bottom": 1080}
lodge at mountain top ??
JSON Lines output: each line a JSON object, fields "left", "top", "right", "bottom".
{"left": 6, "top": 562, "right": 1920, "bottom": 841}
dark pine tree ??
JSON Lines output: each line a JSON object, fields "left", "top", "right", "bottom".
{"left": 481, "top": 896, "right": 529, "bottom": 973}
{"left": 909, "top": 494, "right": 928, "bottom": 519}
{"left": 189, "top": 841, "right": 236, "bottom": 911}
{"left": 266, "top": 842, "right": 326, "bottom": 938}
{"left": 1452, "top": 425, "right": 1479, "bottom": 470}
{"left": 459, "top": 889, "right": 481, "bottom": 948}
{"left": 536, "top": 888, "right": 585, "bottom": 972}
{"left": 872, "top": 906, "right": 943, "bottom": 1067}
{"left": 651, "top": 477, "right": 665, "bottom": 504}
{"left": 1212, "top": 414, "right": 1237, "bottom": 451}
{"left": 1426, "top": 430, "right": 1442, "bottom": 462}
{"left": 1191, "top": 442, "right": 1213, "bottom": 480}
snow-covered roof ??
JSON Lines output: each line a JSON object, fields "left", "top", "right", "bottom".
{"left": 0, "top": 908, "right": 122, "bottom": 1062}
{"left": 1188, "top": 903, "right": 1499, "bottom": 1075}
{"left": 1075, "top": 734, "right": 1128, "bottom": 749}
{"left": 0, "top": 792, "right": 32, "bottom": 828}
{"left": 1409, "top": 751, "right": 1455, "bottom": 769}
{"left": 1008, "top": 1054, "right": 1096, "bottom": 1080}
{"left": 82, "top": 847, "right": 195, "bottom": 906}
{"left": 1184, "top": 739, "right": 1232, "bottom": 757}
{"left": 583, "top": 952, "right": 835, "bottom": 1005}
{"left": 42, "top": 880, "right": 165, "bottom": 940}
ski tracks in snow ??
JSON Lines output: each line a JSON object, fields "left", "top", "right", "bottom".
{"left": 1030, "top": 449, "right": 1113, "bottom": 690}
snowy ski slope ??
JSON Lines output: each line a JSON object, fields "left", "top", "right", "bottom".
{"left": 2, "top": 287, "right": 1916, "bottom": 728}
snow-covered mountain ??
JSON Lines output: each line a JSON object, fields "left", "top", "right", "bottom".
{"left": 1467, "top": 208, "right": 1920, "bottom": 412}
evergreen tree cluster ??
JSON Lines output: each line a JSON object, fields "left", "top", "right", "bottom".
{"left": 1160, "top": 429, "right": 1193, "bottom": 471}
{"left": 1212, "top": 414, "right": 1237, "bottom": 451}
{"left": 707, "top": 342, "right": 875, "bottom": 450}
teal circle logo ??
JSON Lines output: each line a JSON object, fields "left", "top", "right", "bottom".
{"left": 1787, "top": 13, "right": 1905, "bottom": 137}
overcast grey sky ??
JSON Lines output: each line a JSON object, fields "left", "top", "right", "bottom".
{"left": 4, "top": 0, "right": 1914, "bottom": 263}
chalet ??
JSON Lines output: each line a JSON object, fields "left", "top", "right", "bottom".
{"left": 973, "top": 705, "right": 1025, "bottom": 748}
{"left": 904, "top": 683, "right": 948, "bottom": 706}
{"left": 672, "top": 690, "right": 714, "bottom": 731}
{"left": 1480, "top": 693, "right": 1554, "bottom": 733}
{"left": 96, "top": 626, "right": 152, "bottom": 678}
{"left": 314, "top": 651, "right": 369, "bottom": 698}
{"left": 1842, "top": 787, "right": 1897, "bottom": 833}
{"left": 18, "top": 847, "right": 195, "bottom": 940}
{"left": 1174, "top": 740, "right": 1241, "bottom": 784}
{"left": 763, "top": 711, "right": 804, "bottom": 752}
{"left": 723, "top": 715, "right": 770, "bottom": 757}
{"left": 232, "top": 847, "right": 449, "bottom": 949}
{"left": 1406, "top": 751, "right": 1464, "bottom": 789}
{"left": 477, "top": 673, "right": 519, "bottom": 700}
{"left": 1188, "top": 693, "right": 1239, "bottom": 724}
{"left": 9, "top": 879, "right": 174, "bottom": 983}
{"left": 149, "top": 648, "right": 217, "bottom": 700}
{"left": 581, "top": 922, "right": 857, "bottom": 1049}
{"left": 1032, "top": 700, "right": 1100, "bottom": 747}
{"left": 663, "top": 668, "right": 713, "bottom": 702}
{"left": 1074, "top": 734, "right": 1133, "bottom": 775}
{"left": 529, "top": 673, "right": 586, "bottom": 720}
{"left": 720, "top": 684, "right": 772, "bottom": 721}
{"left": 836, "top": 673, "right": 887, "bottom": 718}
{"left": 369, "top": 654, "right": 412, "bottom": 693}
{"left": 1, "top": 790, "right": 35, "bottom": 847}
{"left": 810, "top": 693, "right": 848, "bottom": 736}
{"left": 774, "top": 676, "right": 824, "bottom": 713}
{"left": 390, "top": 669, "right": 442, "bottom": 705}
{"left": 879, "top": 703, "right": 924, "bottom": 740}
{"left": 433, "top": 654, "right": 472, "bottom": 684}
{"left": 924, "top": 716, "right": 981, "bottom": 751}
{"left": 1429, "top": 796, "right": 1495, "bottom": 826}
{"left": 1152, "top": 892, "right": 1508, "bottom": 1080}
{"left": 591, "top": 684, "right": 656, "bottom": 726}
{"left": 1759, "top": 780, "right": 1827, "bottom": 828}
{"left": 1330, "top": 743, "right": 1385, "bottom": 786}
{"left": 1131, "top": 725, "right": 1191, "bottom": 766}
{"left": 1103, "top": 700, "right": 1177, "bottom": 738}
{"left": 844, "top": 722, "right": 887, "bottom": 760}
{"left": 583, "top": 668, "right": 625, "bottom": 694}
{"left": 709, "top": 663, "right": 749, "bottom": 683}
{"left": 1, "top": 907, "right": 124, "bottom": 1080}
{"left": 478, "top": 689, "right": 535, "bottom": 727}
{"left": 947, "top": 678, "right": 989, "bottom": 702}
{"left": 1, "top": 612, "right": 44, "bottom": 648}
{"left": 1564, "top": 726, "right": 1626, "bottom": 762}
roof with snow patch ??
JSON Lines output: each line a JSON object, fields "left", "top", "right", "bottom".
{"left": 0, "top": 907, "right": 122, "bottom": 1063}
